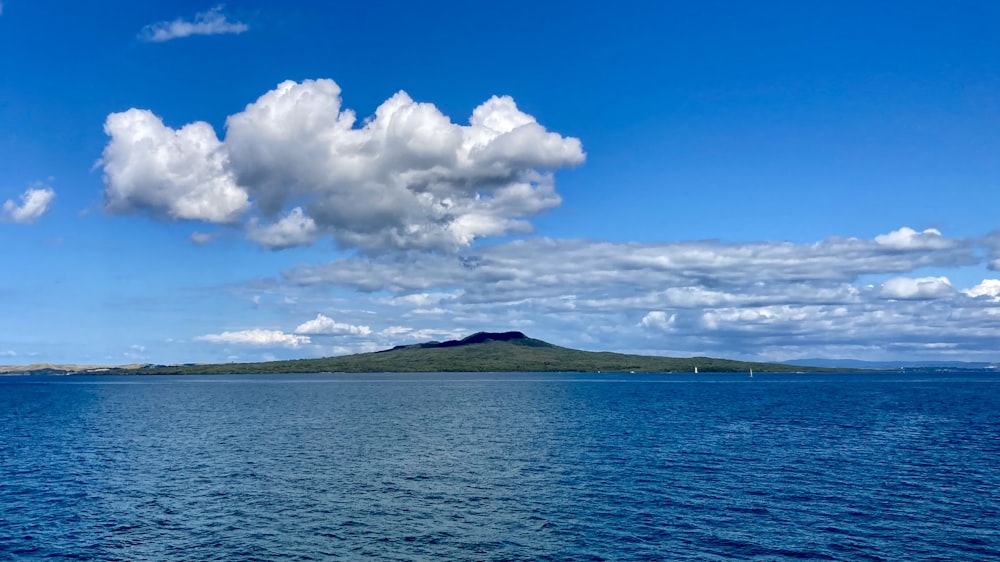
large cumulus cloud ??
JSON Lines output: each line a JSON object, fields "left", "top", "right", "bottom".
{"left": 100, "top": 79, "right": 584, "bottom": 253}
{"left": 101, "top": 109, "right": 249, "bottom": 222}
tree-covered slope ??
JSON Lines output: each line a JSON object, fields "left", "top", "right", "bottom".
{"left": 108, "top": 331, "right": 837, "bottom": 374}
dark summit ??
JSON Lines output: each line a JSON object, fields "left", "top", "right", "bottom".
{"left": 382, "top": 331, "right": 542, "bottom": 351}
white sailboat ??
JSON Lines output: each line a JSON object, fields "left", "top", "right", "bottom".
{"left": 749, "top": 368, "right": 753, "bottom": 378}
{"left": 694, "top": 366, "right": 698, "bottom": 374}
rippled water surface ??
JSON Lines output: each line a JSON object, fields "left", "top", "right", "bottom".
{"left": 2, "top": 371, "right": 999, "bottom": 560}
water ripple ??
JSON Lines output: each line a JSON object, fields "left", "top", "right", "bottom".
{"left": 1, "top": 372, "right": 998, "bottom": 560}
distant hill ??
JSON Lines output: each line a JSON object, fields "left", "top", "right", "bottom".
{"left": 0, "top": 363, "right": 137, "bottom": 375}
{"left": 100, "top": 331, "right": 841, "bottom": 375}
{"left": 784, "top": 358, "right": 999, "bottom": 370}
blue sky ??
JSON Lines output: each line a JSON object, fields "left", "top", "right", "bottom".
{"left": 3, "top": 1, "right": 1000, "bottom": 365}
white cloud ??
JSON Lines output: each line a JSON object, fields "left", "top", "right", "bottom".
{"left": 196, "top": 329, "right": 310, "bottom": 348}
{"left": 2, "top": 186, "right": 55, "bottom": 224}
{"left": 699, "top": 304, "right": 835, "bottom": 330}
{"left": 386, "top": 292, "right": 458, "bottom": 307}
{"left": 270, "top": 228, "right": 1000, "bottom": 362}
{"left": 101, "top": 109, "right": 249, "bottom": 222}
{"left": 964, "top": 279, "right": 1000, "bottom": 301}
{"left": 641, "top": 311, "right": 676, "bottom": 331}
{"left": 294, "top": 314, "right": 372, "bottom": 336}
{"left": 381, "top": 326, "right": 414, "bottom": 337}
{"left": 101, "top": 79, "right": 584, "bottom": 253}
{"left": 874, "top": 227, "right": 950, "bottom": 250}
{"left": 686, "top": 299, "right": 1000, "bottom": 360}
{"left": 880, "top": 276, "right": 954, "bottom": 300}
{"left": 190, "top": 231, "right": 217, "bottom": 245}
{"left": 246, "top": 207, "right": 319, "bottom": 250}
{"left": 138, "top": 5, "right": 248, "bottom": 42}
{"left": 285, "top": 229, "right": 977, "bottom": 296}
{"left": 379, "top": 326, "right": 466, "bottom": 342}
{"left": 410, "top": 307, "right": 448, "bottom": 315}
{"left": 226, "top": 80, "right": 583, "bottom": 252}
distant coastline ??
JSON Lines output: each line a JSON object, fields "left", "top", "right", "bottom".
{"left": 7, "top": 333, "right": 995, "bottom": 376}
{"left": 2, "top": 332, "right": 856, "bottom": 375}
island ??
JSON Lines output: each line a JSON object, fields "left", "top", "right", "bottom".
{"left": 0, "top": 331, "right": 845, "bottom": 375}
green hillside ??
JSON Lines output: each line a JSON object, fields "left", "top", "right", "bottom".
{"left": 107, "top": 331, "right": 838, "bottom": 375}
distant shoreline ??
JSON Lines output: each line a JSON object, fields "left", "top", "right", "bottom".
{"left": 7, "top": 331, "right": 996, "bottom": 377}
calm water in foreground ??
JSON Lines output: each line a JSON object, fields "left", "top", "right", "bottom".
{"left": 1, "top": 371, "right": 998, "bottom": 561}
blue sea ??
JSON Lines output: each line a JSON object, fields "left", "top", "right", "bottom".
{"left": 2, "top": 371, "right": 998, "bottom": 561}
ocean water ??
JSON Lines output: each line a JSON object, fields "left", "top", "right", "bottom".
{"left": 1, "top": 371, "right": 998, "bottom": 561}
